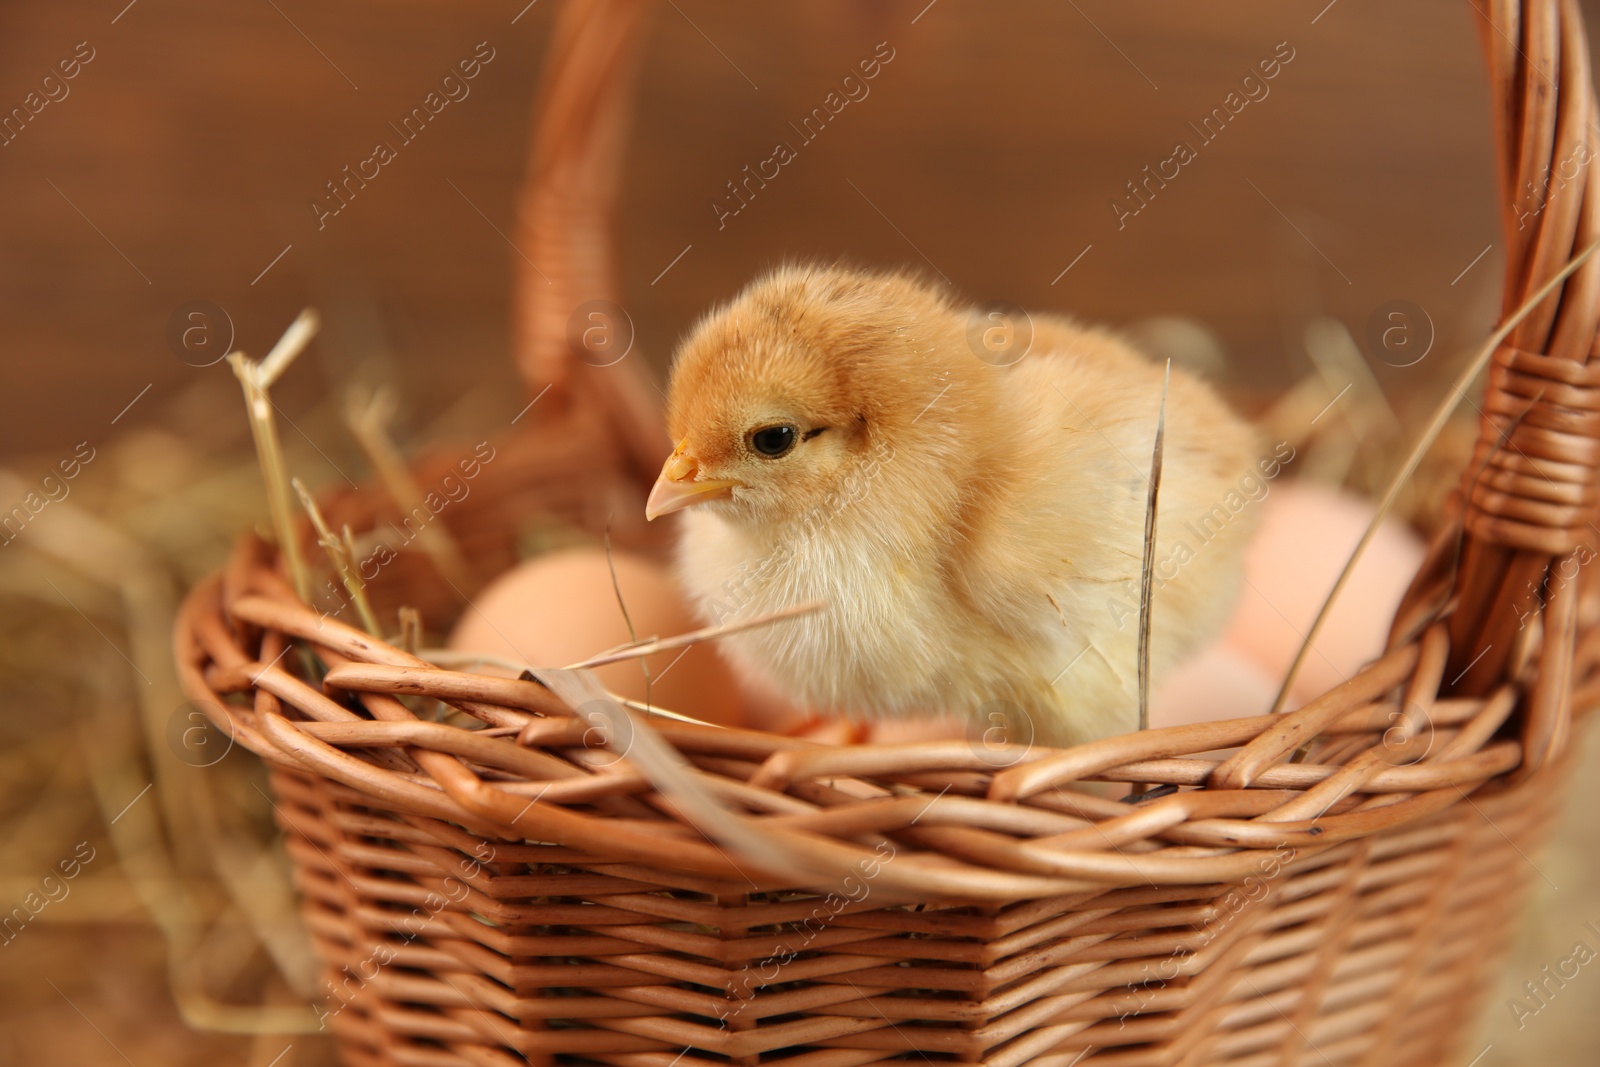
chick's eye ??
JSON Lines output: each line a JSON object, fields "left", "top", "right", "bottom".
{"left": 749, "top": 424, "right": 797, "bottom": 457}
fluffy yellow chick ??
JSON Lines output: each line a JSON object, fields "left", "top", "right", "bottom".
{"left": 646, "top": 265, "right": 1261, "bottom": 748}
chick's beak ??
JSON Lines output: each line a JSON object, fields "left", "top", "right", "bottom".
{"left": 645, "top": 440, "right": 740, "bottom": 520}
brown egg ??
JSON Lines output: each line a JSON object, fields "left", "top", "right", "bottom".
{"left": 1220, "top": 481, "right": 1425, "bottom": 709}
{"left": 1151, "top": 640, "right": 1276, "bottom": 728}
{"left": 448, "top": 548, "right": 746, "bottom": 727}
{"left": 1146, "top": 482, "right": 1429, "bottom": 730}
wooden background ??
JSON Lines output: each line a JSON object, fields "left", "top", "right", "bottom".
{"left": 0, "top": 0, "right": 1531, "bottom": 462}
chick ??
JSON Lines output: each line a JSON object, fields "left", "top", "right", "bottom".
{"left": 646, "top": 265, "right": 1261, "bottom": 747}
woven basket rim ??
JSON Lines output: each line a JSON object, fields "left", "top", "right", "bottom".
{"left": 171, "top": 511, "right": 1600, "bottom": 901}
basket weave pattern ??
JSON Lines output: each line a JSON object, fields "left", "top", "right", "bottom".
{"left": 175, "top": 1, "right": 1600, "bottom": 1063}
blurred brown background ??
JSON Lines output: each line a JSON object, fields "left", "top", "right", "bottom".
{"left": 0, "top": 0, "right": 1522, "bottom": 461}
{"left": 2, "top": 1, "right": 1598, "bottom": 1065}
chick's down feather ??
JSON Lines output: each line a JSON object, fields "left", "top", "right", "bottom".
{"left": 647, "top": 265, "right": 1262, "bottom": 748}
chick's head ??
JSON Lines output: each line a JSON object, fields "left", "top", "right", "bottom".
{"left": 648, "top": 265, "right": 994, "bottom": 528}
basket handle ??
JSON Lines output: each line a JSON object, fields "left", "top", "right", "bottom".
{"left": 1448, "top": 0, "right": 1600, "bottom": 770}
{"left": 512, "top": 0, "right": 667, "bottom": 483}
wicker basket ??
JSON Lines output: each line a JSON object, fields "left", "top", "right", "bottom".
{"left": 175, "top": 1, "right": 1600, "bottom": 1063}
